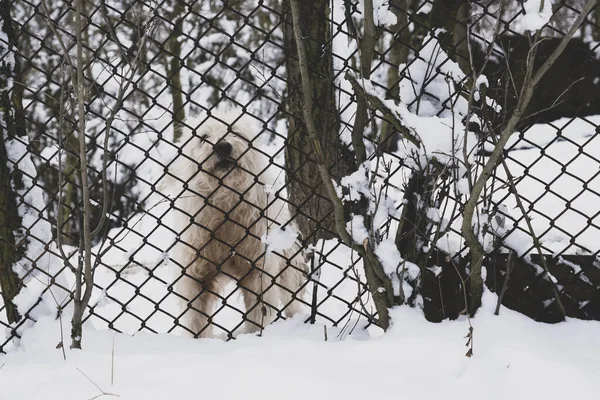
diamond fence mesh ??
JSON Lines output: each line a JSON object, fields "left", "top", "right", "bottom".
{"left": 1, "top": 0, "right": 600, "bottom": 352}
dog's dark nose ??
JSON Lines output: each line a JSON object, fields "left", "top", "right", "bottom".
{"left": 213, "top": 141, "right": 232, "bottom": 157}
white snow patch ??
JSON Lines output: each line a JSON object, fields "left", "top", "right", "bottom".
{"left": 347, "top": 215, "right": 369, "bottom": 244}
{"left": 262, "top": 226, "right": 298, "bottom": 253}
{"left": 375, "top": 238, "right": 402, "bottom": 275}
{"left": 373, "top": 0, "right": 397, "bottom": 26}
{"left": 3, "top": 132, "right": 68, "bottom": 326}
{"left": 340, "top": 161, "right": 371, "bottom": 200}
{"left": 1, "top": 290, "right": 600, "bottom": 399}
{"left": 457, "top": 177, "right": 470, "bottom": 196}
{"left": 517, "top": 0, "right": 553, "bottom": 32}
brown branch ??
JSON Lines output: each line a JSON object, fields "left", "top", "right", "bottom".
{"left": 360, "top": 0, "right": 377, "bottom": 79}
{"left": 71, "top": 0, "right": 93, "bottom": 350}
{"left": 41, "top": 0, "right": 76, "bottom": 78}
{"left": 55, "top": 74, "right": 77, "bottom": 272}
{"left": 495, "top": 250, "right": 514, "bottom": 315}
{"left": 350, "top": 0, "right": 377, "bottom": 164}
{"left": 463, "top": 0, "right": 506, "bottom": 192}
{"left": 99, "top": 0, "right": 131, "bottom": 68}
{"left": 491, "top": 133, "right": 567, "bottom": 318}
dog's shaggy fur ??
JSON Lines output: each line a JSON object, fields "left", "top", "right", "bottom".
{"left": 165, "top": 107, "right": 307, "bottom": 338}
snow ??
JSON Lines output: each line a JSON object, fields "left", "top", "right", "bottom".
{"left": 347, "top": 215, "right": 369, "bottom": 243}
{"left": 373, "top": 0, "right": 397, "bottom": 27}
{"left": 2, "top": 290, "right": 599, "bottom": 400}
{"left": 39, "top": 144, "right": 62, "bottom": 167}
{"left": 332, "top": 0, "right": 360, "bottom": 146}
{"left": 417, "top": 2, "right": 432, "bottom": 15}
{"left": 476, "top": 75, "right": 489, "bottom": 88}
{"left": 262, "top": 226, "right": 298, "bottom": 253}
{"left": 517, "top": 0, "right": 554, "bottom": 32}
{"left": 493, "top": 117, "right": 600, "bottom": 255}
{"left": 457, "top": 177, "right": 470, "bottom": 196}
{"left": 340, "top": 161, "right": 371, "bottom": 201}
{"left": 4, "top": 3, "right": 600, "bottom": 398}
{"left": 374, "top": 238, "right": 402, "bottom": 275}
{"left": 1, "top": 32, "right": 68, "bottom": 329}
{"left": 360, "top": 36, "right": 479, "bottom": 171}
{"left": 377, "top": 109, "right": 600, "bottom": 257}
{"left": 484, "top": 115, "right": 600, "bottom": 152}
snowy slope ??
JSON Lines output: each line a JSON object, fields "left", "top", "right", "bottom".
{"left": 1, "top": 290, "right": 598, "bottom": 400}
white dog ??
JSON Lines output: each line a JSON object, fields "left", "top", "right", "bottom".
{"left": 164, "top": 107, "right": 307, "bottom": 338}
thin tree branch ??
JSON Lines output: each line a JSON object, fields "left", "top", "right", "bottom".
{"left": 490, "top": 133, "right": 567, "bottom": 318}
{"left": 71, "top": 0, "right": 94, "bottom": 350}
{"left": 40, "top": 0, "right": 76, "bottom": 77}
{"left": 91, "top": 11, "right": 155, "bottom": 238}
{"left": 99, "top": 0, "right": 131, "bottom": 68}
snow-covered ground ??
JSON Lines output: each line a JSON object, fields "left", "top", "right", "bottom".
{"left": 4, "top": 3, "right": 600, "bottom": 398}
{"left": 3, "top": 103, "right": 600, "bottom": 400}
{"left": 1, "top": 290, "right": 599, "bottom": 400}
{"left": 3, "top": 113, "right": 600, "bottom": 400}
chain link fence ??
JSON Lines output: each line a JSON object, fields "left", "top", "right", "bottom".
{"left": 1, "top": 0, "right": 600, "bottom": 352}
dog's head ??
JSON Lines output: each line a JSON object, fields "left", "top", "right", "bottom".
{"left": 176, "top": 107, "right": 268, "bottom": 193}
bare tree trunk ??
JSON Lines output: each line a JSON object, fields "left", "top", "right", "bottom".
{"left": 168, "top": 0, "right": 186, "bottom": 142}
{"left": 452, "top": 2, "right": 471, "bottom": 74}
{"left": 0, "top": 122, "right": 24, "bottom": 325}
{"left": 594, "top": 6, "right": 600, "bottom": 41}
{"left": 0, "top": 0, "right": 25, "bottom": 324}
{"left": 70, "top": 0, "right": 94, "bottom": 349}
{"left": 380, "top": 0, "right": 411, "bottom": 151}
{"left": 282, "top": 0, "right": 356, "bottom": 244}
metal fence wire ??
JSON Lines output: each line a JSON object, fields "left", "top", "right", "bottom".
{"left": 2, "top": 0, "right": 600, "bottom": 351}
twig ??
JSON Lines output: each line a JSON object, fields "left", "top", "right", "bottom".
{"left": 463, "top": 0, "right": 506, "bottom": 192}
{"left": 57, "top": 304, "right": 66, "bottom": 360}
{"left": 308, "top": 243, "right": 322, "bottom": 325}
{"left": 111, "top": 336, "right": 115, "bottom": 386}
{"left": 40, "top": 0, "right": 76, "bottom": 78}
{"left": 76, "top": 367, "right": 120, "bottom": 400}
{"left": 55, "top": 70, "right": 78, "bottom": 272}
{"left": 71, "top": 0, "right": 94, "bottom": 350}
{"left": 448, "top": 256, "right": 474, "bottom": 357}
{"left": 99, "top": 0, "right": 131, "bottom": 68}
{"left": 38, "top": 274, "right": 68, "bottom": 361}
{"left": 91, "top": 9, "right": 155, "bottom": 238}
{"left": 42, "top": 0, "right": 78, "bottom": 274}
{"left": 490, "top": 132, "right": 567, "bottom": 318}
{"left": 495, "top": 250, "right": 514, "bottom": 315}
{"left": 350, "top": 0, "right": 376, "bottom": 164}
